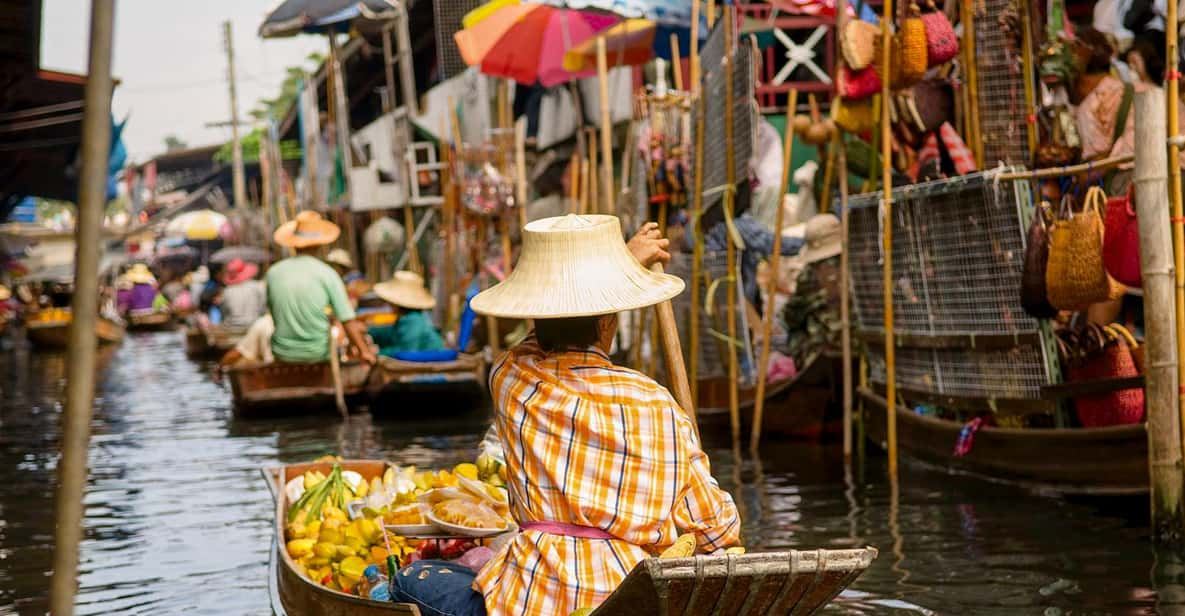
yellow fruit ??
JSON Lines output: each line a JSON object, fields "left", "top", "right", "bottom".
{"left": 435, "top": 470, "right": 457, "bottom": 487}
{"left": 287, "top": 538, "right": 316, "bottom": 559}
{"left": 725, "top": 546, "right": 746, "bottom": 555}
{"left": 336, "top": 544, "right": 356, "bottom": 560}
{"left": 453, "top": 463, "right": 479, "bottom": 481}
{"left": 354, "top": 477, "right": 370, "bottom": 498}
{"left": 307, "top": 556, "right": 331, "bottom": 567}
{"left": 356, "top": 518, "right": 381, "bottom": 544}
{"left": 304, "top": 471, "right": 322, "bottom": 490}
{"left": 497, "top": 464, "right": 507, "bottom": 481}
{"left": 318, "top": 528, "right": 344, "bottom": 545}
{"left": 321, "top": 518, "right": 344, "bottom": 532}
{"left": 476, "top": 454, "right": 500, "bottom": 480}
{"left": 339, "top": 555, "right": 368, "bottom": 583}
{"left": 322, "top": 505, "right": 348, "bottom": 522}
{"left": 285, "top": 522, "right": 306, "bottom": 541}
{"left": 412, "top": 472, "right": 431, "bottom": 491}
{"left": 371, "top": 546, "right": 390, "bottom": 562}
{"left": 305, "top": 520, "right": 321, "bottom": 538}
{"left": 659, "top": 534, "right": 697, "bottom": 559}
{"left": 313, "top": 542, "right": 337, "bottom": 559}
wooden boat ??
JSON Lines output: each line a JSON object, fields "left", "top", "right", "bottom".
{"left": 695, "top": 353, "right": 844, "bottom": 440}
{"left": 185, "top": 324, "right": 246, "bottom": 358}
{"left": 228, "top": 360, "right": 370, "bottom": 417}
{"left": 860, "top": 388, "right": 1149, "bottom": 495}
{"left": 25, "top": 309, "right": 125, "bottom": 350}
{"left": 368, "top": 353, "right": 487, "bottom": 411}
{"left": 126, "top": 310, "right": 175, "bottom": 331}
{"left": 266, "top": 460, "right": 877, "bottom": 616}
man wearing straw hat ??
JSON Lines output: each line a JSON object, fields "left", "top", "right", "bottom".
{"left": 267, "top": 211, "right": 375, "bottom": 365}
{"left": 368, "top": 270, "right": 446, "bottom": 357}
{"left": 390, "top": 215, "right": 740, "bottom": 616}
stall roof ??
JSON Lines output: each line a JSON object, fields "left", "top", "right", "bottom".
{"left": 259, "top": 0, "right": 412, "bottom": 37}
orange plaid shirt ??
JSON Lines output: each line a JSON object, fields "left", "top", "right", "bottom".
{"left": 475, "top": 334, "right": 741, "bottom": 616}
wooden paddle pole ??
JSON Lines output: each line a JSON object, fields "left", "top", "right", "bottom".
{"left": 328, "top": 327, "right": 349, "bottom": 419}
{"left": 882, "top": 0, "right": 899, "bottom": 481}
{"left": 838, "top": 135, "right": 855, "bottom": 460}
{"left": 1167, "top": 0, "right": 1185, "bottom": 457}
{"left": 723, "top": 4, "right": 742, "bottom": 446}
{"left": 688, "top": 0, "right": 704, "bottom": 410}
{"left": 51, "top": 2, "right": 113, "bottom": 612}
{"left": 597, "top": 37, "right": 616, "bottom": 215}
{"left": 1133, "top": 89, "right": 1185, "bottom": 543}
{"left": 652, "top": 262, "right": 700, "bottom": 441}
{"left": 750, "top": 89, "right": 799, "bottom": 452}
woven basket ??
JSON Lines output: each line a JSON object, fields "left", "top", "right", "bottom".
{"left": 894, "top": 10, "right": 929, "bottom": 89}
{"left": 839, "top": 64, "right": 882, "bottom": 100}
{"left": 834, "top": 96, "right": 876, "bottom": 134}
{"left": 842, "top": 20, "right": 882, "bottom": 70}
{"left": 921, "top": 1, "right": 959, "bottom": 66}
{"left": 1046, "top": 188, "right": 1113, "bottom": 311}
{"left": 1102, "top": 188, "right": 1141, "bottom": 287}
{"left": 1066, "top": 325, "right": 1144, "bottom": 427}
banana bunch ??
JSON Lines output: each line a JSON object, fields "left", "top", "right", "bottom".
{"left": 288, "top": 464, "right": 352, "bottom": 525}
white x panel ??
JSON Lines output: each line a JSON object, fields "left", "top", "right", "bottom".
{"left": 772, "top": 25, "right": 833, "bottom": 85}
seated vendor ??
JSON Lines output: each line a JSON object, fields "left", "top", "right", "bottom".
{"left": 390, "top": 216, "right": 740, "bottom": 616}
{"left": 368, "top": 271, "right": 445, "bottom": 357}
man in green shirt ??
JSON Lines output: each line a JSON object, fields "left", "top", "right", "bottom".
{"left": 267, "top": 211, "right": 375, "bottom": 365}
{"left": 368, "top": 270, "right": 446, "bottom": 357}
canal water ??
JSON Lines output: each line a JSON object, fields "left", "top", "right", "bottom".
{"left": 0, "top": 330, "right": 1177, "bottom": 614}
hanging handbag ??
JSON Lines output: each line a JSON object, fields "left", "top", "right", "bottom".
{"left": 1102, "top": 187, "right": 1141, "bottom": 287}
{"left": 842, "top": 19, "right": 882, "bottom": 71}
{"left": 911, "top": 78, "right": 954, "bottom": 132}
{"left": 893, "top": 7, "right": 929, "bottom": 89}
{"left": 1106, "top": 323, "right": 1144, "bottom": 375}
{"left": 833, "top": 96, "right": 877, "bottom": 134}
{"left": 839, "top": 64, "right": 883, "bottom": 100}
{"left": 1060, "top": 324, "right": 1144, "bottom": 427}
{"left": 1045, "top": 188, "right": 1113, "bottom": 311}
{"left": 921, "top": 0, "right": 959, "bottom": 66}
{"left": 1021, "top": 201, "right": 1058, "bottom": 319}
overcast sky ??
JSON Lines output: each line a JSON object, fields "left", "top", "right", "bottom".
{"left": 40, "top": 0, "right": 325, "bottom": 163}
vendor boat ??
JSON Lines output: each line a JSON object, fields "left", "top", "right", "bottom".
{"left": 25, "top": 308, "right": 125, "bottom": 349}
{"left": 184, "top": 323, "right": 246, "bottom": 358}
{"left": 860, "top": 389, "right": 1149, "bottom": 495}
{"left": 228, "top": 361, "right": 371, "bottom": 417}
{"left": 696, "top": 353, "right": 844, "bottom": 440}
{"left": 126, "top": 309, "right": 175, "bottom": 332}
{"left": 369, "top": 353, "right": 487, "bottom": 411}
{"left": 266, "top": 459, "right": 877, "bottom": 616}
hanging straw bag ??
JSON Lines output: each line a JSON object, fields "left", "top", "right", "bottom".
{"left": 1045, "top": 188, "right": 1119, "bottom": 311}
{"left": 1061, "top": 324, "right": 1144, "bottom": 427}
{"left": 893, "top": 7, "right": 929, "bottom": 89}
{"left": 1106, "top": 323, "right": 1144, "bottom": 374}
{"left": 833, "top": 96, "right": 877, "bottom": 134}
{"left": 1102, "top": 187, "right": 1141, "bottom": 287}
{"left": 1021, "top": 201, "right": 1058, "bottom": 319}
{"left": 839, "top": 64, "right": 883, "bottom": 100}
{"left": 842, "top": 20, "right": 882, "bottom": 70}
{"left": 921, "top": 0, "right": 959, "bottom": 66}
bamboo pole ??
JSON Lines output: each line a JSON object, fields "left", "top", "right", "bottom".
{"left": 690, "top": 0, "right": 702, "bottom": 91}
{"left": 515, "top": 117, "right": 528, "bottom": 229}
{"left": 723, "top": 3, "right": 742, "bottom": 445}
{"left": 1019, "top": 0, "right": 1038, "bottom": 161}
{"left": 881, "top": 0, "right": 899, "bottom": 481}
{"left": 51, "top": 2, "right": 114, "bottom": 613}
{"left": 1133, "top": 89, "right": 1185, "bottom": 543}
{"left": 750, "top": 89, "right": 799, "bottom": 451}
{"left": 597, "top": 37, "right": 616, "bottom": 215}
{"left": 442, "top": 111, "right": 457, "bottom": 329}
{"left": 570, "top": 150, "right": 582, "bottom": 214}
{"left": 580, "top": 158, "right": 591, "bottom": 214}
{"left": 688, "top": 0, "right": 704, "bottom": 409}
{"left": 838, "top": 135, "right": 854, "bottom": 460}
{"left": 960, "top": 0, "right": 984, "bottom": 168}
{"left": 403, "top": 205, "right": 422, "bottom": 274}
{"left": 588, "top": 127, "right": 600, "bottom": 215}
{"left": 671, "top": 34, "right": 684, "bottom": 92}
{"left": 1167, "top": 0, "right": 1185, "bottom": 457}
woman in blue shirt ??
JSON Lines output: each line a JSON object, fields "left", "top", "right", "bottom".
{"left": 368, "top": 271, "right": 446, "bottom": 357}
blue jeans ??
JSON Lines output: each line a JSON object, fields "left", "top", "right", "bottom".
{"left": 391, "top": 560, "right": 487, "bottom": 616}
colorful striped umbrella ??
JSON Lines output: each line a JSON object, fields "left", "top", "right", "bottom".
{"left": 454, "top": 1, "right": 622, "bottom": 86}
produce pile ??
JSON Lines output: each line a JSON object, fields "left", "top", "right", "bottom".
{"left": 283, "top": 455, "right": 510, "bottom": 598}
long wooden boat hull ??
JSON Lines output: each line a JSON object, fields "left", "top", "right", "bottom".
{"left": 230, "top": 361, "right": 370, "bottom": 418}
{"left": 184, "top": 325, "right": 245, "bottom": 358}
{"left": 267, "top": 460, "right": 877, "bottom": 616}
{"left": 369, "top": 354, "right": 487, "bottom": 412}
{"left": 266, "top": 460, "right": 420, "bottom": 616}
{"left": 126, "top": 311, "right": 175, "bottom": 332}
{"left": 695, "top": 355, "right": 844, "bottom": 440}
{"left": 861, "top": 388, "right": 1149, "bottom": 495}
{"left": 25, "top": 316, "right": 125, "bottom": 349}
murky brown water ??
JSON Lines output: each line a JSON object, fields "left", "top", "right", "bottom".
{"left": 0, "top": 330, "right": 1179, "bottom": 615}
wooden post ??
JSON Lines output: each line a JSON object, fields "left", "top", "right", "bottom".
{"left": 1166, "top": 0, "right": 1185, "bottom": 458}
{"left": 838, "top": 136, "right": 855, "bottom": 459}
{"left": 881, "top": 0, "right": 899, "bottom": 481}
{"left": 688, "top": 0, "right": 704, "bottom": 409}
{"left": 596, "top": 37, "right": 616, "bottom": 214}
{"left": 750, "top": 89, "right": 799, "bottom": 451}
{"left": 588, "top": 127, "right": 600, "bottom": 215}
{"left": 723, "top": 4, "right": 742, "bottom": 446}
{"left": 1019, "top": 0, "right": 1038, "bottom": 161}
{"left": 515, "top": 117, "right": 528, "bottom": 229}
{"left": 960, "top": 0, "right": 984, "bottom": 168}
{"left": 1133, "top": 89, "right": 1185, "bottom": 544}
{"left": 670, "top": 34, "right": 684, "bottom": 91}
{"left": 402, "top": 205, "right": 422, "bottom": 274}
{"left": 51, "top": 2, "right": 114, "bottom": 613}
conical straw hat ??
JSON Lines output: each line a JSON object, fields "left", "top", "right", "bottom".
{"left": 374, "top": 271, "right": 436, "bottom": 311}
{"left": 471, "top": 214, "right": 684, "bottom": 319}
{"left": 273, "top": 211, "right": 340, "bottom": 248}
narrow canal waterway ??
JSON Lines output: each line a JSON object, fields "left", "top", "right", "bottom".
{"left": 0, "top": 330, "right": 1178, "bottom": 614}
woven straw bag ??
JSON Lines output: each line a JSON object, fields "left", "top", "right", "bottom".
{"left": 1107, "top": 323, "right": 1144, "bottom": 374}
{"left": 1061, "top": 324, "right": 1144, "bottom": 427}
{"left": 1020, "top": 202, "right": 1057, "bottom": 319}
{"left": 1045, "top": 188, "right": 1114, "bottom": 311}
{"left": 1102, "top": 187, "right": 1141, "bottom": 287}
{"left": 842, "top": 20, "right": 882, "bottom": 70}
{"left": 833, "top": 96, "right": 876, "bottom": 134}
{"left": 921, "top": 0, "right": 959, "bottom": 66}
{"left": 839, "top": 64, "right": 883, "bottom": 100}
{"left": 894, "top": 8, "right": 929, "bottom": 88}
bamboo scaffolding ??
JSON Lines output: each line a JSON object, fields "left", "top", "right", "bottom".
{"left": 960, "top": 0, "right": 984, "bottom": 168}
{"left": 688, "top": 1, "right": 705, "bottom": 410}
{"left": 750, "top": 89, "right": 799, "bottom": 451}
{"left": 1168, "top": 0, "right": 1185, "bottom": 457}
{"left": 1020, "top": 0, "right": 1038, "bottom": 160}
{"left": 882, "top": 0, "right": 899, "bottom": 480}
{"left": 723, "top": 4, "right": 742, "bottom": 445}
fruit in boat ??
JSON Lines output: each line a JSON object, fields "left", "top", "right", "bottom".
{"left": 431, "top": 499, "right": 506, "bottom": 530}
{"left": 313, "top": 542, "right": 337, "bottom": 559}
{"left": 659, "top": 534, "right": 697, "bottom": 558}
{"left": 453, "top": 463, "right": 479, "bottom": 480}
{"left": 287, "top": 538, "right": 316, "bottom": 559}
{"left": 476, "top": 454, "right": 501, "bottom": 481}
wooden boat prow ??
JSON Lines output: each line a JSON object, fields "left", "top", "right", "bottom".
{"left": 369, "top": 353, "right": 487, "bottom": 411}
{"left": 229, "top": 361, "right": 370, "bottom": 417}
{"left": 265, "top": 460, "right": 421, "bottom": 616}
{"left": 126, "top": 310, "right": 175, "bottom": 331}
{"left": 185, "top": 324, "right": 246, "bottom": 358}
{"left": 267, "top": 460, "right": 875, "bottom": 616}
{"left": 25, "top": 309, "right": 125, "bottom": 349}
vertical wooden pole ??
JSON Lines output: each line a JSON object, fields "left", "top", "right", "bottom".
{"left": 960, "top": 0, "right": 983, "bottom": 168}
{"left": 588, "top": 127, "right": 600, "bottom": 215}
{"left": 689, "top": 0, "right": 704, "bottom": 409}
{"left": 1134, "top": 89, "right": 1185, "bottom": 544}
{"left": 515, "top": 117, "right": 528, "bottom": 229}
{"left": 751, "top": 89, "right": 799, "bottom": 451}
{"left": 671, "top": 34, "right": 684, "bottom": 91}
{"left": 882, "top": 0, "right": 899, "bottom": 481}
{"left": 402, "top": 205, "right": 422, "bottom": 274}
{"left": 51, "top": 2, "right": 113, "bottom": 613}
{"left": 836, "top": 0, "right": 855, "bottom": 461}
{"left": 1166, "top": 0, "right": 1185, "bottom": 458}
{"left": 723, "top": 4, "right": 742, "bottom": 446}
{"left": 597, "top": 37, "right": 616, "bottom": 215}
{"left": 1019, "top": 0, "right": 1038, "bottom": 161}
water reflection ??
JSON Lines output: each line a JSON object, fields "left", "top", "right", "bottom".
{"left": 0, "top": 330, "right": 1169, "bottom": 614}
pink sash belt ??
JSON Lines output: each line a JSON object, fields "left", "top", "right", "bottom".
{"left": 519, "top": 521, "right": 616, "bottom": 540}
